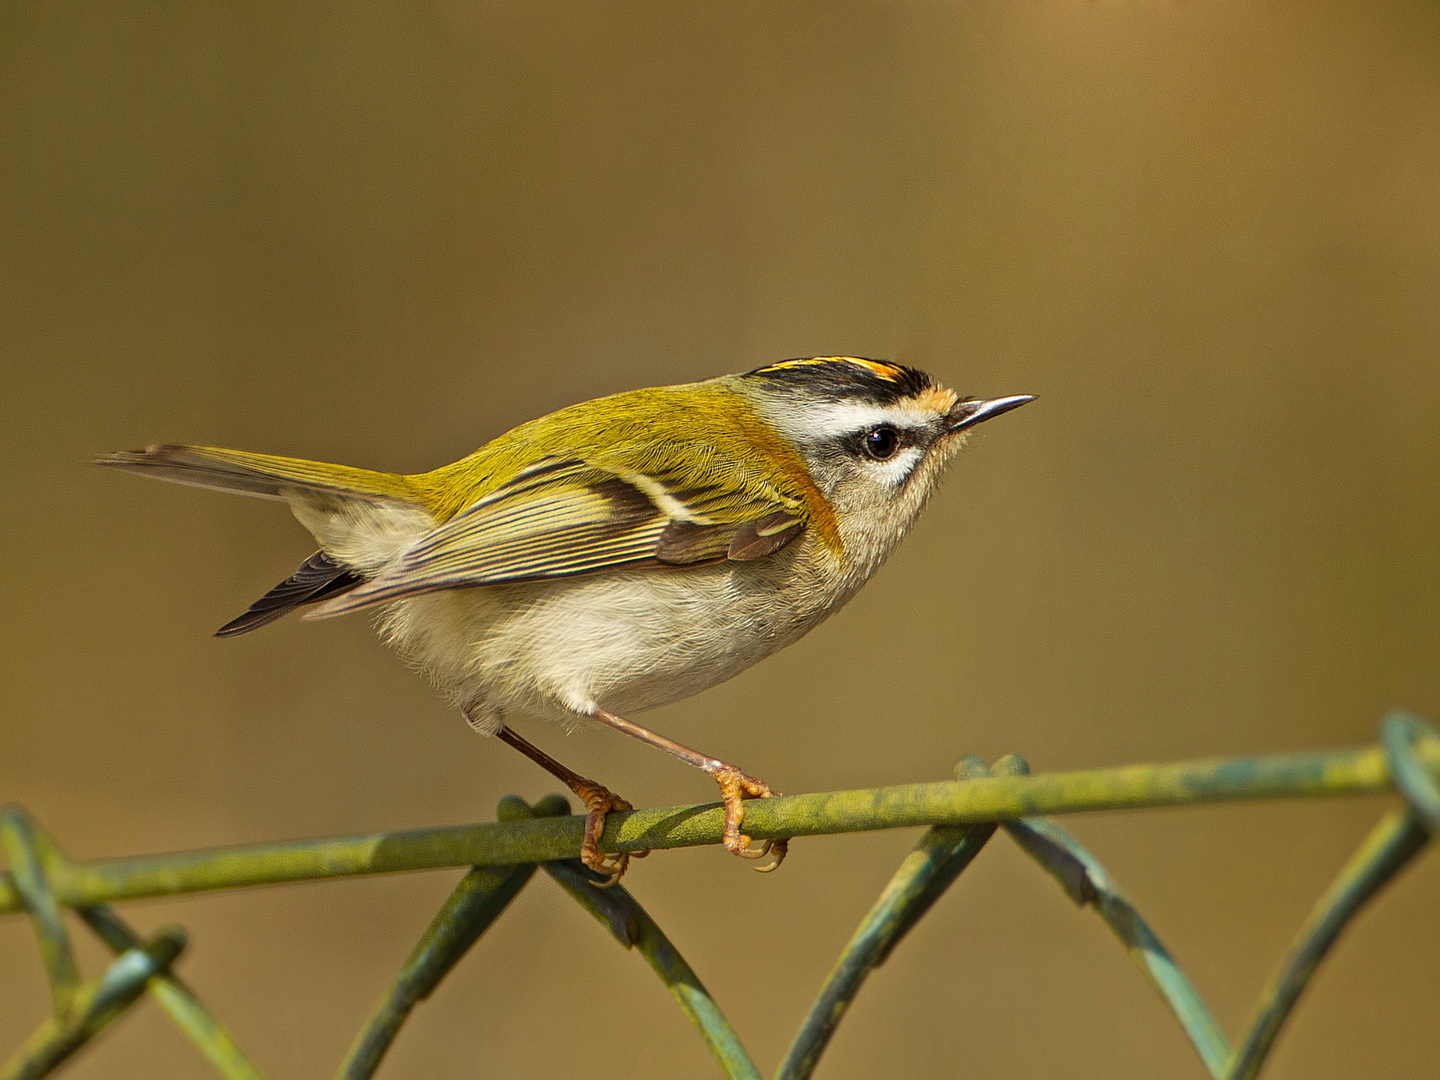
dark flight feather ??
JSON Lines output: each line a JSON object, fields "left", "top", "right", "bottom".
{"left": 216, "top": 551, "right": 361, "bottom": 637}
{"left": 727, "top": 511, "right": 805, "bottom": 560}
{"left": 654, "top": 521, "right": 735, "bottom": 564}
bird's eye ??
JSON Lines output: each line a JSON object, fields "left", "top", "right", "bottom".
{"left": 862, "top": 425, "right": 900, "bottom": 461}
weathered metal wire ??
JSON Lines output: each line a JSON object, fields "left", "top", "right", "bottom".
{"left": 1, "top": 715, "right": 1435, "bottom": 1079}
{"left": 75, "top": 906, "right": 264, "bottom": 1080}
{"left": 1381, "top": 710, "right": 1440, "bottom": 834}
{"left": 543, "top": 859, "right": 760, "bottom": 1079}
{"left": 1, "top": 809, "right": 264, "bottom": 1079}
{"left": 0, "top": 809, "right": 80, "bottom": 1017}
{"left": 1005, "top": 814, "right": 1232, "bottom": 1073}
{"left": 776, "top": 755, "right": 1014, "bottom": 1080}
{"left": 1223, "top": 807, "right": 1430, "bottom": 1080}
{"left": 5, "top": 736, "right": 1432, "bottom": 913}
{"left": 778, "top": 720, "right": 1439, "bottom": 1080}
{"left": 1217, "top": 710, "right": 1440, "bottom": 1078}
{"left": 779, "top": 751, "right": 1237, "bottom": 1079}
{"left": 0, "top": 928, "right": 186, "bottom": 1080}
{"left": 336, "top": 795, "right": 569, "bottom": 1079}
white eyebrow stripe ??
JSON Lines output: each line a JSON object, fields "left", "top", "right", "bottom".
{"left": 765, "top": 402, "right": 937, "bottom": 443}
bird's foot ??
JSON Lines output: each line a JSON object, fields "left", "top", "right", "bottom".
{"left": 572, "top": 779, "right": 637, "bottom": 887}
{"left": 706, "top": 764, "right": 789, "bottom": 872}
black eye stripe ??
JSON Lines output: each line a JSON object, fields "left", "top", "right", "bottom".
{"left": 842, "top": 424, "right": 923, "bottom": 461}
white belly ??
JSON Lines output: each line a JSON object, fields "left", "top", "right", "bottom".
{"left": 375, "top": 536, "right": 853, "bottom": 732}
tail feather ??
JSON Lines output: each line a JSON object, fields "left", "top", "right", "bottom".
{"left": 96, "top": 443, "right": 428, "bottom": 636}
{"left": 215, "top": 551, "right": 361, "bottom": 637}
{"left": 93, "top": 444, "right": 421, "bottom": 503}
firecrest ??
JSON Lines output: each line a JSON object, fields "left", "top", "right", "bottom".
{"left": 97, "top": 356, "right": 1033, "bottom": 881}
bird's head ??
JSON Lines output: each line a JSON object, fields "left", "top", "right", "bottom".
{"left": 736, "top": 356, "right": 1033, "bottom": 568}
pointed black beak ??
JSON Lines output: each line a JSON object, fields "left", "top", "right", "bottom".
{"left": 946, "top": 394, "right": 1036, "bottom": 433}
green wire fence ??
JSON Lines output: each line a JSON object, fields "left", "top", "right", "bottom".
{"left": 3, "top": 709, "right": 1437, "bottom": 1079}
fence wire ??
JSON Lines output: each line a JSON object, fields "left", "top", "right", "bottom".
{"left": 2, "top": 710, "right": 1436, "bottom": 1079}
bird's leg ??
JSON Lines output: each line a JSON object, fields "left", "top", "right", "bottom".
{"left": 589, "top": 708, "right": 788, "bottom": 871}
{"left": 494, "top": 725, "right": 637, "bottom": 885}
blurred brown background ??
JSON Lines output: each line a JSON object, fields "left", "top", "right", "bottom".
{"left": 3, "top": 3, "right": 1438, "bottom": 1077}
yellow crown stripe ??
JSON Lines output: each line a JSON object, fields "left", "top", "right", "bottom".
{"left": 756, "top": 356, "right": 905, "bottom": 381}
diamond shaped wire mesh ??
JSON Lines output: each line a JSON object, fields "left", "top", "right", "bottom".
{"left": 2, "top": 710, "right": 1436, "bottom": 1080}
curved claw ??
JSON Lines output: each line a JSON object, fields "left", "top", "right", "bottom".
{"left": 709, "top": 764, "right": 791, "bottom": 871}
{"left": 576, "top": 781, "right": 636, "bottom": 887}
{"left": 585, "top": 852, "right": 629, "bottom": 889}
{"left": 752, "top": 838, "right": 789, "bottom": 873}
{"left": 728, "top": 834, "right": 775, "bottom": 860}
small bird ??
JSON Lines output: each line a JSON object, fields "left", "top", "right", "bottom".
{"left": 97, "top": 357, "right": 1032, "bottom": 881}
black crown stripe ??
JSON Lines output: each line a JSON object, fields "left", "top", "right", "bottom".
{"left": 743, "top": 356, "right": 935, "bottom": 405}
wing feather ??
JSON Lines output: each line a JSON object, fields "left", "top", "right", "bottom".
{"left": 310, "top": 449, "right": 810, "bottom": 617}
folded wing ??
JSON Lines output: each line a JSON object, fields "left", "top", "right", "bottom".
{"left": 309, "top": 452, "right": 806, "bottom": 617}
